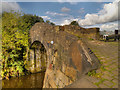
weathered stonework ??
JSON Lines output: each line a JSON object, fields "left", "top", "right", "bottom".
{"left": 63, "top": 25, "right": 100, "bottom": 40}
{"left": 28, "top": 22, "right": 100, "bottom": 88}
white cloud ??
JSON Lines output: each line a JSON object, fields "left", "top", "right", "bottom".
{"left": 78, "top": 0, "right": 119, "bottom": 26}
{"left": 57, "top": 0, "right": 77, "bottom": 4}
{"left": 61, "top": 18, "right": 79, "bottom": 25}
{"left": 83, "top": 21, "right": 118, "bottom": 31}
{"left": 41, "top": 16, "right": 51, "bottom": 20}
{"left": 61, "top": 20, "right": 70, "bottom": 25}
{"left": 2, "top": 2, "right": 21, "bottom": 13}
{"left": 57, "top": 0, "right": 114, "bottom": 3}
{"left": 46, "top": 11, "right": 67, "bottom": 16}
{"left": 2, "top": 0, "right": 115, "bottom": 2}
{"left": 61, "top": 7, "right": 71, "bottom": 12}
{"left": 100, "top": 22, "right": 118, "bottom": 31}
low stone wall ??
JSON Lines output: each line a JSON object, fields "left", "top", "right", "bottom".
{"left": 29, "top": 22, "right": 100, "bottom": 88}
{"left": 63, "top": 25, "right": 100, "bottom": 40}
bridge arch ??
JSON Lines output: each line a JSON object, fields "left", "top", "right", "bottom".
{"left": 29, "top": 22, "right": 100, "bottom": 88}
{"left": 29, "top": 40, "right": 47, "bottom": 73}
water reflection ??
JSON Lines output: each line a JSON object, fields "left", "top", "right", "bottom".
{"left": 2, "top": 72, "right": 45, "bottom": 88}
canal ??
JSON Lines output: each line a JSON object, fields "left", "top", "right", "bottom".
{"left": 2, "top": 72, "right": 45, "bottom": 88}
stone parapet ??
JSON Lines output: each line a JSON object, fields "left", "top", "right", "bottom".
{"left": 29, "top": 22, "right": 100, "bottom": 88}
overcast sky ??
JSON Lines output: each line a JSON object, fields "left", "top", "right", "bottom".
{"left": 1, "top": 0, "right": 120, "bottom": 31}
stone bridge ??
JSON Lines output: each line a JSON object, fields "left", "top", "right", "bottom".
{"left": 28, "top": 22, "right": 100, "bottom": 88}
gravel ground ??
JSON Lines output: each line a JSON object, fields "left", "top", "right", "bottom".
{"left": 84, "top": 39, "right": 118, "bottom": 88}
{"left": 66, "top": 39, "right": 118, "bottom": 88}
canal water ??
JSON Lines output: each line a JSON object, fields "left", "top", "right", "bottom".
{"left": 2, "top": 72, "right": 45, "bottom": 88}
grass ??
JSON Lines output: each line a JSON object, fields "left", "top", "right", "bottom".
{"left": 87, "top": 70, "right": 96, "bottom": 76}
{"left": 86, "top": 39, "right": 118, "bottom": 88}
{"left": 94, "top": 78, "right": 107, "bottom": 87}
{"left": 100, "top": 66, "right": 107, "bottom": 72}
{"left": 87, "top": 65, "right": 106, "bottom": 79}
{"left": 89, "top": 38, "right": 94, "bottom": 41}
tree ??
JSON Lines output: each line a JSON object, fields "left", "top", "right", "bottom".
{"left": 2, "top": 11, "right": 48, "bottom": 79}
{"left": 22, "top": 14, "right": 44, "bottom": 29}
{"left": 46, "top": 20, "right": 50, "bottom": 24}
{"left": 2, "top": 11, "right": 30, "bottom": 78}
{"left": 46, "top": 20, "right": 55, "bottom": 26}
{"left": 50, "top": 22, "right": 55, "bottom": 26}
{"left": 70, "top": 21, "right": 79, "bottom": 26}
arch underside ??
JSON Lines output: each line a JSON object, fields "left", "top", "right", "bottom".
{"left": 28, "top": 41, "right": 47, "bottom": 73}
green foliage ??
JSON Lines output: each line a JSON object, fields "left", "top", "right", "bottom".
{"left": 89, "top": 38, "right": 94, "bottom": 40}
{"left": 2, "top": 11, "right": 44, "bottom": 79}
{"left": 2, "top": 11, "right": 30, "bottom": 78}
{"left": 100, "top": 66, "right": 107, "bottom": 71}
{"left": 88, "top": 70, "right": 96, "bottom": 76}
{"left": 46, "top": 20, "right": 55, "bottom": 26}
{"left": 46, "top": 20, "right": 50, "bottom": 24}
{"left": 22, "top": 14, "right": 44, "bottom": 29}
{"left": 50, "top": 22, "right": 55, "bottom": 26}
{"left": 70, "top": 21, "right": 79, "bottom": 26}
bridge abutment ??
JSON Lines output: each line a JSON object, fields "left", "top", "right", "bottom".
{"left": 29, "top": 22, "right": 100, "bottom": 88}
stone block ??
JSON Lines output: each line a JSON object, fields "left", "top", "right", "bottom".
{"left": 71, "top": 42, "right": 82, "bottom": 72}
{"left": 65, "top": 67, "right": 77, "bottom": 81}
{"left": 56, "top": 70, "right": 70, "bottom": 87}
{"left": 48, "top": 78, "right": 57, "bottom": 88}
